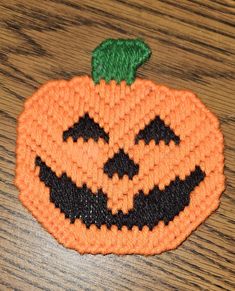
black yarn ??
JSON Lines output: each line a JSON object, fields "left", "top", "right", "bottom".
{"left": 63, "top": 113, "right": 109, "bottom": 143}
{"left": 35, "top": 156, "right": 205, "bottom": 230}
{"left": 103, "top": 149, "right": 139, "bottom": 179}
{"left": 135, "top": 116, "right": 180, "bottom": 145}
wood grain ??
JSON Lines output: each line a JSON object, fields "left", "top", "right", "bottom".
{"left": 0, "top": 0, "right": 235, "bottom": 290}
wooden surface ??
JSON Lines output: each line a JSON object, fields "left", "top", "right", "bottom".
{"left": 0, "top": 0, "right": 235, "bottom": 290}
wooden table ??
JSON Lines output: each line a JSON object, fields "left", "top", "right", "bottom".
{"left": 1, "top": 1, "right": 234, "bottom": 290}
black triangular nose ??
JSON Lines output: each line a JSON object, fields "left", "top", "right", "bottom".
{"left": 104, "top": 149, "right": 139, "bottom": 179}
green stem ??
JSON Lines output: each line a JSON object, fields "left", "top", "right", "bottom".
{"left": 92, "top": 39, "right": 151, "bottom": 85}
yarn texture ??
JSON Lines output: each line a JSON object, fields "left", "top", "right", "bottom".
{"left": 15, "top": 39, "right": 225, "bottom": 255}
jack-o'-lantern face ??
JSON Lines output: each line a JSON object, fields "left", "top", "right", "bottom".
{"left": 16, "top": 39, "right": 224, "bottom": 254}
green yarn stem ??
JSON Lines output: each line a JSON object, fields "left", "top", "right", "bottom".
{"left": 92, "top": 39, "right": 151, "bottom": 85}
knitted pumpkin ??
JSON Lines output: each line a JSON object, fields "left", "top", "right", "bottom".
{"left": 16, "top": 39, "right": 224, "bottom": 254}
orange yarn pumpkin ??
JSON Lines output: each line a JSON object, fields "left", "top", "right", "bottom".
{"left": 15, "top": 39, "right": 225, "bottom": 254}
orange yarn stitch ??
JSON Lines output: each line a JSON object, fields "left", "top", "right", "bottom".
{"left": 15, "top": 39, "right": 225, "bottom": 255}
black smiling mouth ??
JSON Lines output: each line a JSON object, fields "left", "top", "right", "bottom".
{"left": 35, "top": 156, "right": 205, "bottom": 230}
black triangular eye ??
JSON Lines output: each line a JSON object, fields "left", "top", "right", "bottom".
{"left": 135, "top": 116, "right": 180, "bottom": 145}
{"left": 63, "top": 113, "right": 109, "bottom": 143}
